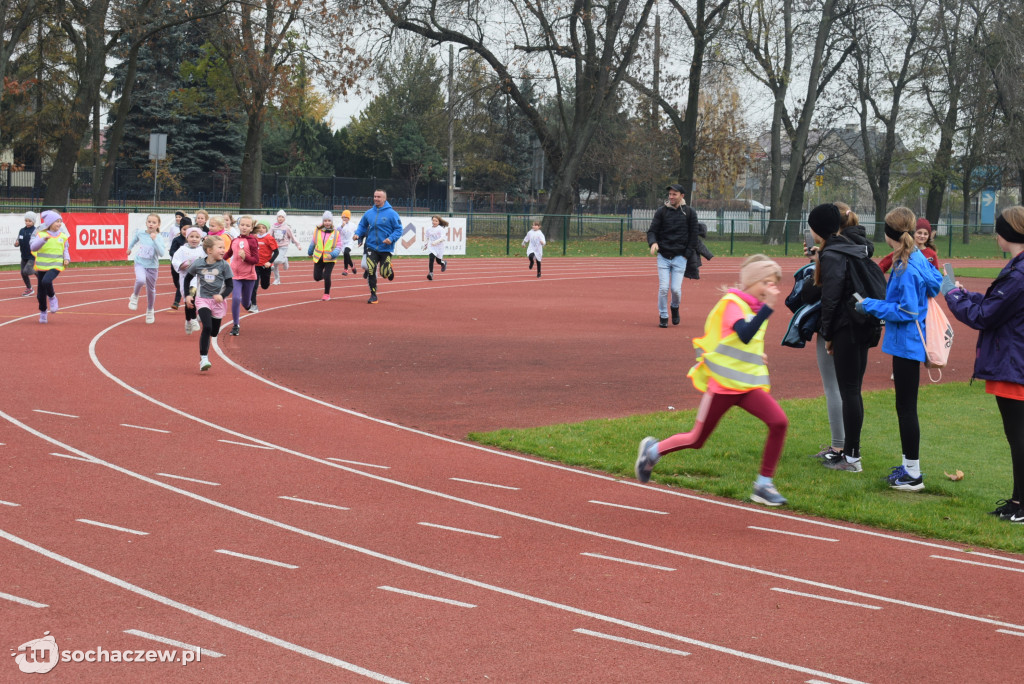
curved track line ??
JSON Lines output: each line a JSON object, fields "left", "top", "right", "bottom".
{"left": 0, "top": 529, "right": 405, "bottom": 683}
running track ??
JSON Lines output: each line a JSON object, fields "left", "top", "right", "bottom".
{"left": 1, "top": 257, "right": 1020, "bottom": 682}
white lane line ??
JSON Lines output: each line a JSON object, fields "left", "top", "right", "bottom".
{"left": 0, "top": 591, "right": 48, "bottom": 608}
{"left": 123, "top": 629, "right": 224, "bottom": 657}
{"left": 748, "top": 526, "right": 839, "bottom": 542}
{"left": 0, "top": 500, "right": 19, "bottom": 507}
{"left": 997, "top": 629, "right": 1024, "bottom": 638}
{"left": 33, "top": 409, "right": 79, "bottom": 418}
{"left": 214, "top": 549, "right": 298, "bottom": 569}
{"left": 279, "top": 496, "right": 350, "bottom": 511}
{"left": 50, "top": 452, "right": 95, "bottom": 462}
{"left": 449, "top": 477, "right": 519, "bottom": 490}
{"left": 0, "top": 531, "right": 403, "bottom": 682}
{"left": 121, "top": 424, "right": 171, "bottom": 434}
{"left": 326, "top": 457, "right": 390, "bottom": 469}
{"left": 418, "top": 522, "right": 501, "bottom": 539}
{"left": 581, "top": 552, "right": 675, "bottom": 572}
{"left": 958, "top": 551, "right": 1024, "bottom": 565}
{"left": 931, "top": 555, "right": 1024, "bottom": 574}
{"left": 217, "top": 439, "right": 274, "bottom": 450}
{"left": 574, "top": 629, "right": 690, "bottom": 656}
{"left": 770, "top": 588, "right": 882, "bottom": 610}
{"left": 378, "top": 586, "right": 476, "bottom": 608}
{"left": 155, "top": 473, "right": 221, "bottom": 486}
{"left": 76, "top": 519, "right": 149, "bottom": 536}
{"left": 589, "top": 500, "right": 668, "bottom": 515}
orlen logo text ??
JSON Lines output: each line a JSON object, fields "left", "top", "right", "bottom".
{"left": 76, "top": 224, "right": 126, "bottom": 250}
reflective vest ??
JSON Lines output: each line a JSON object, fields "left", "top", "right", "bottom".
{"left": 311, "top": 228, "right": 339, "bottom": 262}
{"left": 33, "top": 231, "right": 69, "bottom": 272}
{"left": 688, "top": 293, "right": 770, "bottom": 392}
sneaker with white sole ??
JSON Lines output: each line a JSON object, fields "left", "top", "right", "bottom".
{"left": 185, "top": 320, "right": 193, "bottom": 335}
{"left": 1008, "top": 506, "right": 1024, "bottom": 524}
{"left": 39, "top": 311, "right": 47, "bottom": 324}
{"left": 22, "top": 288, "right": 33, "bottom": 296}
{"left": 145, "top": 310, "right": 155, "bottom": 324}
{"left": 48, "top": 295, "right": 58, "bottom": 313}
{"left": 128, "top": 293, "right": 138, "bottom": 310}
{"left": 192, "top": 320, "right": 202, "bottom": 333}
{"left": 273, "top": 278, "right": 281, "bottom": 285}
{"left": 230, "top": 324, "right": 240, "bottom": 336}
{"left": 200, "top": 357, "right": 212, "bottom": 371}
{"left": 635, "top": 437, "right": 659, "bottom": 483}
{"left": 887, "top": 465, "right": 924, "bottom": 491}
{"left": 250, "top": 303, "right": 259, "bottom": 313}
{"left": 751, "top": 482, "right": 788, "bottom": 506}
{"left": 811, "top": 445, "right": 843, "bottom": 460}
{"left": 823, "top": 453, "right": 862, "bottom": 472}
{"left": 989, "top": 499, "right": 1018, "bottom": 518}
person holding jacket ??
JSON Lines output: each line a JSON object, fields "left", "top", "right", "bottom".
{"left": 859, "top": 207, "right": 943, "bottom": 491}
{"left": 945, "top": 206, "right": 1024, "bottom": 522}
{"left": 354, "top": 189, "right": 403, "bottom": 304}
{"left": 647, "top": 183, "right": 699, "bottom": 328}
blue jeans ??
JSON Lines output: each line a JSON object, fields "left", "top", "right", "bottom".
{"left": 657, "top": 254, "right": 685, "bottom": 317}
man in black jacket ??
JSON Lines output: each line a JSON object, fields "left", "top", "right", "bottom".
{"left": 647, "top": 184, "right": 699, "bottom": 327}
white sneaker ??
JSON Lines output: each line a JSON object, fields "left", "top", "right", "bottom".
{"left": 191, "top": 320, "right": 201, "bottom": 333}
{"left": 128, "top": 293, "right": 138, "bottom": 310}
{"left": 145, "top": 310, "right": 155, "bottom": 324}
{"left": 185, "top": 319, "right": 193, "bottom": 335}
{"left": 250, "top": 304, "right": 260, "bottom": 313}
{"left": 273, "top": 278, "right": 281, "bottom": 285}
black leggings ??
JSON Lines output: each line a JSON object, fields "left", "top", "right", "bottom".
{"left": 892, "top": 355, "right": 921, "bottom": 461}
{"left": 343, "top": 247, "right": 354, "bottom": 270}
{"left": 35, "top": 269, "right": 60, "bottom": 312}
{"left": 995, "top": 396, "right": 1024, "bottom": 502}
{"left": 428, "top": 253, "right": 446, "bottom": 273}
{"left": 251, "top": 266, "right": 272, "bottom": 305}
{"left": 365, "top": 249, "right": 392, "bottom": 295}
{"left": 21, "top": 258, "right": 34, "bottom": 287}
{"left": 197, "top": 308, "right": 222, "bottom": 356}
{"left": 170, "top": 265, "right": 181, "bottom": 303}
{"left": 831, "top": 333, "right": 870, "bottom": 456}
{"left": 313, "top": 259, "right": 335, "bottom": 294}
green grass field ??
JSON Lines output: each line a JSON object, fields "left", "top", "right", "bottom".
{"left": 469, "top": 382, "right": 1024, "bottom": 554}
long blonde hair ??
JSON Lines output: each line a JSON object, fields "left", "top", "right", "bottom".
{"left": 886, "top": 206, "right": 917, "bottom": 268}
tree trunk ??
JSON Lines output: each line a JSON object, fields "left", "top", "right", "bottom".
{"left": 925, "top": 100, "right": 958, "bottom": 230}
{"left": 676, "top": 32, "right": 707, "bottom": 197}
{"left": 95, "top": 42, "right": 144, "bottom": 207}
{"left": 239, "top": 108, "right": 265, "bottom": 210}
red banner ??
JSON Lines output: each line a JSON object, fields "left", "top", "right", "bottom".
{"left": 64, "top": 213, "right": 128, "bottom": 263}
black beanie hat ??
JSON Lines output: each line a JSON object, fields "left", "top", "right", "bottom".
{"left": 808, "top": 203, "right": 842, "bottom": 238}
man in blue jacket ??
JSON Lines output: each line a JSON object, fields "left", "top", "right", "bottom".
{"left": 354, "top": 189, "right": 404, "bottom": 304}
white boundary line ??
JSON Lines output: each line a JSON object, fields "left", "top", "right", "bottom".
{"left": 76, "top": 519, "right": 149, "bottom": 536}
{"left": 155, "top": 473, "right": 221, "bottom": 486}
{"left": 930, "top": 555, "right": 1024, "bottom": 574}
{"left": 50, "top": 451, "right": 96, "bottom": 463}
{"left": 33, "top": 409, "right": 79, "bottom": 418}
{"left": 748, "top": 526, "right": 839, "bottom": 542}
{"left": 449, "top": 478, "right": 519, "bottom": 490}
{"left": 378, "top": 586, "right": 476, "bottom": 608}
{"left": 580, "top": 552, "right": 675, "bottom": 572}
{"left": 0, "top": 591, "right": 48, "bottom": 608}
{"left": 417, "top": 522, "right": 501, "bottom": 539}
{"left": 121, "top": 424, "right": 171, "bottom": 434}
{"left": 279, "top": 496, "right": 350, "bottom": 511}
{"left": 214, "top": 549, "right": 299, "bottom": 569}
{"left": 123, "top": 629, "right": 225, "bottom": 658}
{"left": 770, "top": 588, "right": 882, "bottom": 610}
{"left": 0, "top": 500, "right": 19, "bottom": 507}
{"left": 325, "top": 458, "right": 390, "bottom": 469}
{"left": 996, "top": 629, "right": 1024, "bottom": 638}
{"left": 573, "top": 628, "right": 690, "bottom": 656}
{"left": 588, "top": 500, "right": 668, "bottom": 515}
{"left": 218, "top": 439, "right": 275, "bottom": 450}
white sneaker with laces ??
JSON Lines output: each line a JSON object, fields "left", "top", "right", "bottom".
{"left": 145, "top": 310, "right": 155, "bottom": 324}
{"left": 128, "top": 293, "right": 139, "bottom": 310}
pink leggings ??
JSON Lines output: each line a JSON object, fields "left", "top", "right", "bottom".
{"left": 659, "top": 389, "right": 788, "bottom": 477}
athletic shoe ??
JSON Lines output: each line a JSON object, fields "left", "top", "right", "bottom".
{"left": 537, "top": 272, "right": 541, "bottom": 278}
{"left": 145, "top": 310, "right": 155, "bottom": 324}
{"left": 811, "top": 445, "right": 843, "bottom": 460}
{"left": 989, "top": 499, "right": 1018, "bottom": 518}
{"left": 1008, "top": 507, "right": 1024, "bottom": 524}
{"left": 171, "top": 301, "right": 180, "bottom": 310}
{"left": 321, "top": 294, "right": 330, "bottom": 301}
{"left": 273, "top": 278, "right": 281, "bottom": 285}
{"left": 39, "top": 311, "right": 47, "bottom": 324}
{"left": 21, "top": 288, "right": 33, "bottom": 297}
{"left": 886, "top": 465, "right": 924, "bottom": 491}
{"left": 635, "top": 437, "right": 658, "bottom": 483}
{"left": 200, "top": 357, "right": 212, "bottom": 371}
{"left": 823, "top": 453, "right": 862, "bottom": 472}
{"left": 427, "top": 273, "right": 433, "bottom": 281}
{"left": 387, "top": 267, "right": 395, "bottom": 281}
{"left": 128, "top": 293, "right": 138, "bottom": 310}
{"left": 441, "top": 260, "right": 447, "bottom": 273}
{"left": 671, "top": 306, "right": 680, "bottom": 325}
{"left": 751, "top": 482, "right": 788, "bottom": 506}
{"left": 341, "top": 270, "right": 348, "bottom": 276}
{"left": 48, "top": 296, "right": 58, "bottom": 313}
{"left": 250, "top": 304, "right": 260, "bottom": 313}
{"left": 192, "top": 320, "right": 202, "bottom": 333}
{"left": 185, "top": 320, "right": 193, "bottom": 335}
{"left": 659, "top": 317, "right": 668, "bottom": 328}
{"left": 230, "top": 325, "right": 240, "bottom": 336}
{"left": 367, "top": 294, "right": 378, "bottom": 304}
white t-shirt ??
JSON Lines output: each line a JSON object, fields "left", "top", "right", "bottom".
{"left": 425, "top": 225, "right": 446, "bottom": 258}
{"left": 523, "top": 229, "right": 546, "bottom": 259}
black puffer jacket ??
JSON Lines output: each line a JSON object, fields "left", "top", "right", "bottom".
{"left": 817, "top": 225, "right": 876, "bottom": 341}
{"left": 647, "top": 202, "right": 698, "bottom": 260}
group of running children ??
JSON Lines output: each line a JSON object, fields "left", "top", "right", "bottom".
{"left": 635, "top": 202, "right": 1024, "bottom": 523}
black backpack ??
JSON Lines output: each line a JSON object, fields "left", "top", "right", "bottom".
{"left": 844, "top": 250, "right": 887, "bottom": 345}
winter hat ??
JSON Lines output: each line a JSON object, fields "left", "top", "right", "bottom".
{"left": 740, "top": 255, "right": 782, "bottom": 289}
{"left": 24, "top": 211, "right": 36, "bottom": 223}
{"left": 41, "top": 210, "right": 62, "bottom": 230}
{"left": 807, "top": 203, "right": 841, "bottom": 239}
{"left": 341, "top": 210, "right": 351, "bottom": 219}
{"left": 276, "top": 210, "right": 286, "bottom": 219}
{"left": 322, "top": 211, "right": 333, "bottom": 222}
{"left": 915, "top": 217, "right": 934, "bottom": 233}
{"left": 185, "top": 226, "right": 203, "bottom": 238}
{"left": 180, "top": 216, "right": 193, "bottom": 228}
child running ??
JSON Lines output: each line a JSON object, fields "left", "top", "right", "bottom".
{"left": 248, "top": 219, "right": 279, "bottom": 313}
{"left": 171, "top": 226, "right": 206, "bottom": 335}
{"left": 338, "top": 210, "right": 357, "bottom": 276}
{"left": 308, "top": 211, "right": 342, "bottom": 301}
{"left": 270, "top": 210, "right": 299, "bottom": 284}
{"left": 184, "top": 236, "right": 234, "bottom": 371}
{"left": 203, "top": 210, "right": 231, "bottom": 253}
{"left": 30, "top": 211, "right": 70, "bottom": 324}
{"left": 14, "top": 211, "right": 36, "bottom": 296}
{"left": 523, "top": 221, "right": 546, "bottom": 277}
{"left": 127, "top": 213, "right": 167, "bottom": 324}
{"left": 226, "top": 215, "right": 259, "bottom": 335}
{"left": 168, "top": 215, "right": 193, "bottom": 310}
{"left": 635, "top": 254, "right": 790, "bottom": 506}
{"left": 424, "top": 215, "right": 448, "bottom": 280}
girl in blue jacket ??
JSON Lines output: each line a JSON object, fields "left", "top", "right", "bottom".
{"left": 945, "top": 206, "right": 1024, "bottom": 522}
{"left": 860, "top": 207, "right": 942, "bottom": 491}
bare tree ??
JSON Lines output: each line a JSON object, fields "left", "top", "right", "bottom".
{"left": 980, "top": 0, "right": 1024, "bottom": 199}
{"left": 0, "top": 0, "right": 41, "bottom": 99}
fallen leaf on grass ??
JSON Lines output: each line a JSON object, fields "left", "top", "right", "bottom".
{"left": 944, "top": 470, "right": 964, "bottom": 481}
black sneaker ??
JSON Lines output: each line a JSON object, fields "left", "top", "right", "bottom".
{"left": 992, "top": 500, "right": 1022, "bottom": 520}
{"left": 441, "top": 260, "right": 447, "bottom": 273}
{"left": 659, "top": 317, "right": 668, "bottom": 328}
{"left": 230, "top": 325, "right": 240, "bottom": 336}
{"left": 671, "top": 307, "right": 680, "bottom": 325}
{"left": 427, "top": 273, "right": 433, "bottom": 281}
{"left": 635, "top": 437, "right": 658, "bottom": 483}
{"left": 367, "top": 294, "right": 378, "bottom": 304}
{"left": 989, "top": 499, "right": 1016, "bottom": 517}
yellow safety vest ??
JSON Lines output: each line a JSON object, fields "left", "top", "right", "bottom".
{"left": 311, "top": 228, "right": 339, "bottom": 262}
{"left": 688, "top": 292, "right": 770, "bottom": 392}
{"left": 33, "top": 231, "right": 69, "bottom": 272}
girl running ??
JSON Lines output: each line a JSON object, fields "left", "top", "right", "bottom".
{"left": 30, "top": 211, "right": 70, "bottom": 324}
{"left": 184, "top": 236, "right": 234, "bottom": 371}
{"left": 127, "top": 213, "right": 167, "bottom": 324}
{"left": 172, "top": 226, "right": 206, "bottom": 335}
{"left": 248, "top": 219, "right": 279, "bottom": 313}
{"left": 339, "top": 210, "right": 357, "bottom": 275}
{"left": 270, "top": 210, "right": 300, "bottom": 284}
{"left": 523, "top": 221, "right": 546, "bottom": 277}
{"left": 307, "top": 211, "right": 342, "bottom": 301}
{"left": 226, "top": 215, "right": 259, "bottom": 335}
{"left": 424, "top": 215, "right": 448, "bottom": 280}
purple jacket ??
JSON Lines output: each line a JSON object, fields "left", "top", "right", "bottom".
{"left": 945, "top": 251, "right": 1024, "bottom": 384}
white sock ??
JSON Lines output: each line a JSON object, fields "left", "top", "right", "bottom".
{"left": 903, "top": 457, "right": 920, "bottom": 477}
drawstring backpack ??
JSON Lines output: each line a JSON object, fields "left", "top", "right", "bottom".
{"left": 915, "top": 297, "right": 954, "bottom": 382}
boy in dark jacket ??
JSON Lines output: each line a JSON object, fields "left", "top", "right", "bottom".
{"left": 647, "top": 183, "right": 699, "bottom": 327}
{"left": 14, "top": 211, "right": 37, "bottom": 296}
